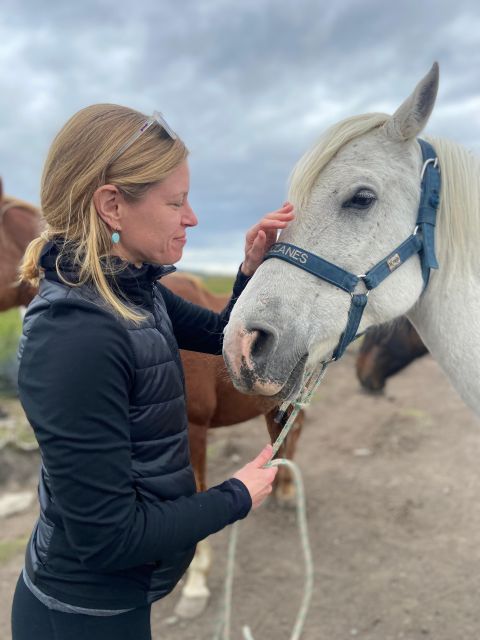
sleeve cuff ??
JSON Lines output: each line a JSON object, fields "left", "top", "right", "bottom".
{"left": 215, "top": 477, "right": 252, "bottom": 521}
{"left": 232, "top": 265, "right": 252, "bottom": 298}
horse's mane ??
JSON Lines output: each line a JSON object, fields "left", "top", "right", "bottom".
{"left": 1, "top": 194, "right": 40, "bottom": 219}
{"left": 288, "top": 112, "right": 480, "bottom": 279}
{"left": 426, "top": 135, "right": 480, "bottom": 279}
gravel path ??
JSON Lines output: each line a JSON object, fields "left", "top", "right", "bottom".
{"left": 1, "top": 348, "right": 480, "bottom": 639}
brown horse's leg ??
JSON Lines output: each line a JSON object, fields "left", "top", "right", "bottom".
{"left": 188, "top": 421, "right": 208, "bottom": 492}
{"left": 175, "top": 422, "right": 211, "bottom": 619}
{"left": 265, "top": 408, "right": 305, "bottom": 506}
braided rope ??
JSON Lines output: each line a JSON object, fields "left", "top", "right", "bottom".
{"left": 214, "top": 361, "right": 330, "bottom": 640}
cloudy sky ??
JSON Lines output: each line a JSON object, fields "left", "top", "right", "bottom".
{"left": 1, "top": 0, "right": 480, "bottom": 272}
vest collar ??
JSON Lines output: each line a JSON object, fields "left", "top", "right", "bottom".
{"left": 39, "top": 239, "right": 176, "bottom": 309}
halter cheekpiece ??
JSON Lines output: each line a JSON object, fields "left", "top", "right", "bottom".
{"left": 264, "top": 138, "right": 441, "bottom": 362}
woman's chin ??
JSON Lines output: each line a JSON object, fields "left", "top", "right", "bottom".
{"left": 150, "top": 248, "right": 183, "bottom": 265}
{"left": 166, "top": 243, "right": 186, "bottom": 264}
{"left": 169, "top": 250, "right": 184, "bottom": 264}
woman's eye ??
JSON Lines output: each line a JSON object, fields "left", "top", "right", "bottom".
{"left": 342, "top": 189, "right": 377, "bottom": 210}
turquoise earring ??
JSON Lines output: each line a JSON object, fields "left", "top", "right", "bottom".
{"left": 111, "top": 230, "right": 121, "bottom": 244}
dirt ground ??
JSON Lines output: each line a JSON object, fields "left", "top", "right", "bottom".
{"left": 1, "top": 347, "right": 480, "bottom": 640}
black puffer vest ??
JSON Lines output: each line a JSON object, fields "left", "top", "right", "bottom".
{"left": 19, "top": 257, "right": 198, "bottom": 607}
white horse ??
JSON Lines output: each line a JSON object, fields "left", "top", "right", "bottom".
{"left": 223, "top": 63, "right": 480, "bottom": 417}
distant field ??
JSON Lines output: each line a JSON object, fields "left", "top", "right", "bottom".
{"left": 199, "top": 274, "right": 235, "bottom": 294}
{"left": 0, "top": 309, "right": 23, "bottom": 395}
{"left": 0, "top": 309, "right": 22, "bottom": 361}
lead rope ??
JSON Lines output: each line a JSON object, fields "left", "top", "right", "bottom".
{"left": 213, "top": 361, "right": 331, "bottom": 640}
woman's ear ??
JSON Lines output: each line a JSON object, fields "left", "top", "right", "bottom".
{"left": 93, "top": 184, "right": 122, "bottom": 230}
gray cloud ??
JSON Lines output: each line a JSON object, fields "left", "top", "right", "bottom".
{"left": 1, "top": 0, "right": 480, "bottom": 271}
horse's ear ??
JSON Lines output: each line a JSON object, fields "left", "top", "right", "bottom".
{"left": 384, "top": 62, "right": 439, "bottom": 141}
{"left": 0, "top": 177, "right": 3, "bottom": 201}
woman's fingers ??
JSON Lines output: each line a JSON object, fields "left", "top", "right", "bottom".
{"left": 241, "top": 202, "right": 295, "bottom": 276}
{"left": 252, "top": 444, "right": 274, "bottom": 467}
{"left": 233, "top": 444, "right": 279, "bottom": 510}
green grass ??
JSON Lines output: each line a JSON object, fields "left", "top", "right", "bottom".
{"left": 0, "top": 309, "right": 22, "bottom": 361}
{"left": 201, "top": 274, "right": 235, "bottom": 295}
{"left": 0, "top": 309, "right": 22, "bottom": 396}
{"left": 0, "top": 536, "right": 28, "bottom": 565}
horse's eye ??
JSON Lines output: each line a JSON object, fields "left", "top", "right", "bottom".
{"left": 342, "top": 189, "right": 377, "bottom": 210}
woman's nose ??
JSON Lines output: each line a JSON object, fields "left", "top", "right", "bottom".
{"left": 183, "top": 201, "right": 198, "bottom": 227}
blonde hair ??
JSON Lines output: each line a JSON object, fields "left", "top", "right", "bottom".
{"left": 21, "top": 104, "right": 188, "bottom": 322}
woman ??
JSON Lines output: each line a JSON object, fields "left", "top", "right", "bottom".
{"left": 11, "top": 105, "right": 294, "bottom": 640}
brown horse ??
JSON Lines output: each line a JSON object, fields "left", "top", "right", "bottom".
{"left": 162, "top": 272, "right": 303, "bottom": 499}
{"left": 0, "top": 179, "right": 42, "bottom": 310}
{"left": 356, "top": 317, "right": 428, "bottom": 392}
{"left": 161, "top": 272, "right": 305, "bottom": 617}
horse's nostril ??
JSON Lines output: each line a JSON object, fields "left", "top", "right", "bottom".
{"left": 251, "top": 330, "right": 269, "bottom": 358}
{"left": 247, "top": 326, "right": 277, "bottom": 364}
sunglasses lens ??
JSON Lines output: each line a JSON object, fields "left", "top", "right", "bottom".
{"left": 153, "top": 111, "right": 177, "bottom": 140}
{"left": 110, "top": 111, "right": 177, "bottom": 165}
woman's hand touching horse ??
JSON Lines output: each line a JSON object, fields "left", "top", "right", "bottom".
{"left": 241, "top": 202, "right": 294, "bottom": 276}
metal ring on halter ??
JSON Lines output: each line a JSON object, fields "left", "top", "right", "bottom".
{"left": 350, "top": 289, "right": 370, "bottom": 299}
{"left": 420, "top": 156, "right": 438, "bottom": 181}
{"left": 350, "top": 275, "right": 370, "bottom": 298}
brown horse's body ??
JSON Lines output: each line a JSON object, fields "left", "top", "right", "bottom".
{"left": 162, "top": 272, "right": 304, "bottom": 500}
{"left": 0, "top": 180, "right": 42, "bottom": 310}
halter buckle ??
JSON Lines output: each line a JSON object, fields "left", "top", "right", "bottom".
{"left": 420, "top": 156, "right": 439, "bottom": 181}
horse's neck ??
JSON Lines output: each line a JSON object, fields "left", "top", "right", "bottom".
{"left": 408, "top": 272, "right": 480, "bottom": 417}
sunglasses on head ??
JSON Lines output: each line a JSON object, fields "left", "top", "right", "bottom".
{"left": 109, "top": 111, "right": 177, "bottom": 164}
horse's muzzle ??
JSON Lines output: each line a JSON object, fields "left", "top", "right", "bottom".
{"left": 223, "top": 323, "right": 307, "bottom": 399}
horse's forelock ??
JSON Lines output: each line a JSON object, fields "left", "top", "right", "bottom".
{"left": 287, "top": 112, "right": 389, "bottom": 209}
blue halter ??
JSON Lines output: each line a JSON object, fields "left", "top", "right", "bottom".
{"left": 264, "top": 139, "right": 441, "bottom": 362}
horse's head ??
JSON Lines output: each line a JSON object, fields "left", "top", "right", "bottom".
{"left": 224, "top": 64, "right": 439, "bottom": 399}
{"left": 356, "top": 318, "right": 428, "bottom": 393}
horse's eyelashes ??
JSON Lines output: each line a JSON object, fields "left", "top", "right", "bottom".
{"left": 342, "top": 188, "right": 377, "bottom": 210}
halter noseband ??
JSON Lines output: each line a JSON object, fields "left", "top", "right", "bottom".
{"left": 263, "top": 139, "right": 441, "bottom": 362}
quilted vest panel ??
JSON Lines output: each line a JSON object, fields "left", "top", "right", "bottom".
{"left": 19, "top": 278, "right": 196, "bottom": 605}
